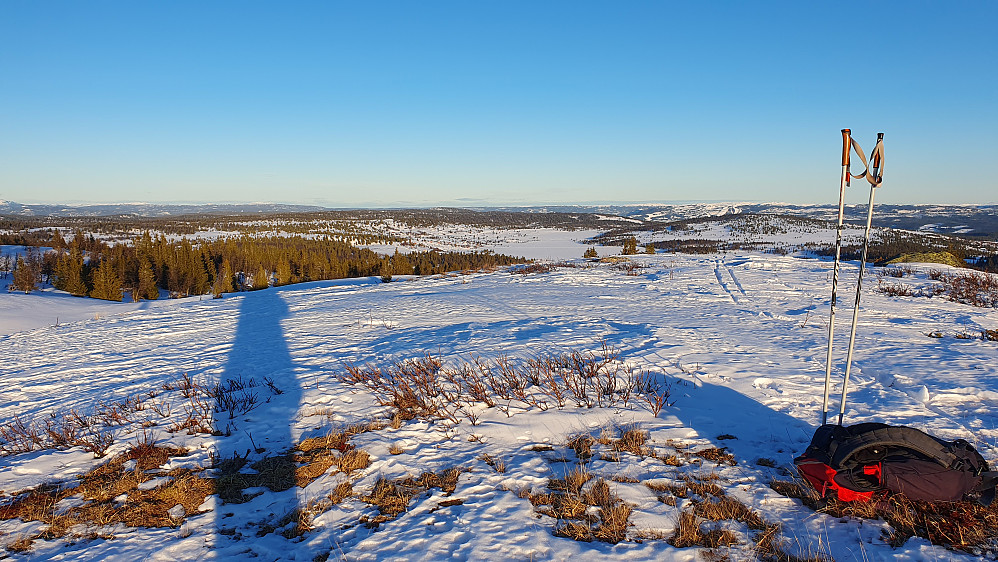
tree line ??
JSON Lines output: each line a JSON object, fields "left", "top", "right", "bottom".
{"left": 5, "top": 230, "right": 525, "bottom": 301}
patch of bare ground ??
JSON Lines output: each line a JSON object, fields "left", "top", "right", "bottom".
{"left": 0, "top": 423, "right": 380, "bottom": 551}
{"left": 771, "top": 477, "right": 998, "bottom": 556}
{"left": 359, "top": 468, "right": 466, "bottom": 529}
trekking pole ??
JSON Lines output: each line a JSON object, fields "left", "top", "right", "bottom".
{"left": 837, "top": 133, "right": 884, "bottom": 426}
{"left": 821, "top": 129, "right": 851, "bottom": 426}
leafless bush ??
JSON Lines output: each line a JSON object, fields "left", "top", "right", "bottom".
{"left": 207, "top": 379, "right": 260, "bottom": 419}
{"left": 940, "top": 270, "right": 998, "bottom": 308}
{"left": 44, "top": 413, "right": 81, "bottom": 448}
{"left": 510, "top": 264, "right": 552, "bottom": 275}
{"left": 882, "top": 265, "right": 915, "bottom": 278}
{"left": 0, "top": 415, "right": 44, "bottom": 454}
{"left": 337, "top": 344, "right": 674, "bottom": 423}
{"left": 76, "top": 426, "right": 115, "bottom": 458}
{"left": 876, "top": 280, "right": 916, "bottom": 297}
{"left": 263, "top": 376, "right": 283, "bottom": 395}
{"left": 169, "top": 392, "right": 215, "bottom": 435}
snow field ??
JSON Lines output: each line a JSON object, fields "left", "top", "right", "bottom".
{"left": 1, "top": 253, "right": 997, "bottom": 560}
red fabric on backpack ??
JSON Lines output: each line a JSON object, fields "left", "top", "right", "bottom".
{"left": 796, "top": 457, "right": 875, "bottom": 502}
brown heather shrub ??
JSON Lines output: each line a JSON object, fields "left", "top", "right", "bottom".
{"left": 941, "top": 270, "right": 998, "bottom": 308}
{"left": 337, "top": 344, "right": 674, "bottom": 423}
{"left": 510, "top": 264, "right": 553, "bottom": 275}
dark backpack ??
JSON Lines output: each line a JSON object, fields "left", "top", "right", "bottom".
{"left": 794, "top": 423, "right": 997, "bottom": 505}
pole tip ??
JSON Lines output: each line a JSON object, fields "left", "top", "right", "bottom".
{"left": 841, "top": 128, "right": 851, "bottom": 134}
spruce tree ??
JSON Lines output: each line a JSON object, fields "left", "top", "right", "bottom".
{"left": 213, "top": 259, "right": 235, "bottom": 297}
{"left": 137, "top": 261, "right": 159, "bottom": 300}
{"left": 11, "top": 256, "right": 37, "bottom": 293}
{"left": 379, "top": 257, "right": 392, "bottom": 283}
{"left": 51, "top": 230, "right": 67, "bottom": 250}
{"left": 275, "top": 258, "right": 292, "bottom": 286}
{"left": 90, "top": 259, "right": 122, "bottom": 301}
{"left": 645, "top": 243, "right": 656, "bottom": 255}
{"left": 57, "top": 250, "right": 88, "bottom": 296}
{"left": 252, "top": 265, "right": 269, "bottom": 290}
{"left": 622, "top": 236, "right": 638, "bottom": 255}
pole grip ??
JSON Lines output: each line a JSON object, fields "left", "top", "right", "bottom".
{"left": 872, "top": 132, "right": 884, "bottom": 169}
{"left": 841, "top": 129, "right": 851, "bottom": 166}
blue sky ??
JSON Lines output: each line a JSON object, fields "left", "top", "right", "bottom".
{"left": 1, "top": 1, "right": 995, "bottom": 207}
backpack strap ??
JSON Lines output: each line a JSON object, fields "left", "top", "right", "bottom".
{"left": 973, "top": 471, "right": 998, "bottom": 506}
{"left": 831, "top": 426, "right": 958, "bottom": 470}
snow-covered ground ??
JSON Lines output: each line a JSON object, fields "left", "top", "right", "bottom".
{"left": 3, "top": 246, "right": 997, "bottom": 560}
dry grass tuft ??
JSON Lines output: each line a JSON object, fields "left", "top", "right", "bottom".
{"left": 531, "top": 469, "right": 632, "bottom": 544}
{"left": 584, "top": 478, "right": 614, "bottom": 508}
{"left": 612, "top": 428, "right": 649, "bottom": 456}
{"left": 612, "top": 474, "right": 640, "bottom": 484}
{"left": 550, "top": 493, "right": 591, "bottom": 520}
{"left": 684, "top": 476, "right": 726, "bottom": 499}
{"left": 337, "top": 450, "right": 371, "bottom": 476}
{"left": 566, "top": 434, "right": 595, "bottom": 460}
{"left": 753, "top": 522, "right": 830, "bottom": 562}
{"left": 692, "top": 447, "right": 736, "bottom": 465}
{"left": 693, "top": 496, "right": 767, "bottom": 530}
{"left": 481, "top": 453, "right": 506, "bottom": 474}
{"left": 553, "top": 520, "right": 594, "bottom": 542}
{"left": 0, "top": 414, "right": 381, "bottom": 545}
{"left": 594, "top": 503, "right": 632, "bottom": 543}
{"left": 661, "top": 454, "right": 684, "bottom": 466}
{"left": 364, "top": 478, "right": 414, "bottom": 517}
{"left": 4, "top": 535, "right": 35, "bottom": 553}
{"left": 0, "top": 444, "right": 211, "bottom": 542}
{"left": 669, "top": 512, "right": 738, "bottom": 548}
{"left": 549, "top": 465, "right": 593, "bottom": 495}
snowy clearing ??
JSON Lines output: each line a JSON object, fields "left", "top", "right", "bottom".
{"left": 2, "top": 252, "right": 997, "bottom": 561}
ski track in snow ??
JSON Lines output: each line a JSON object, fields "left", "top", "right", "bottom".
{"left": 2, "top": 253, "right": 997, "bottom": 561}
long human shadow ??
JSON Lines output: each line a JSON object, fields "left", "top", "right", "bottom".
{"left": 665, "top": 378, "right": 815, "bottom": 466}
{"left": 215, "top": 288, "right": 302, "bottom": 526}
